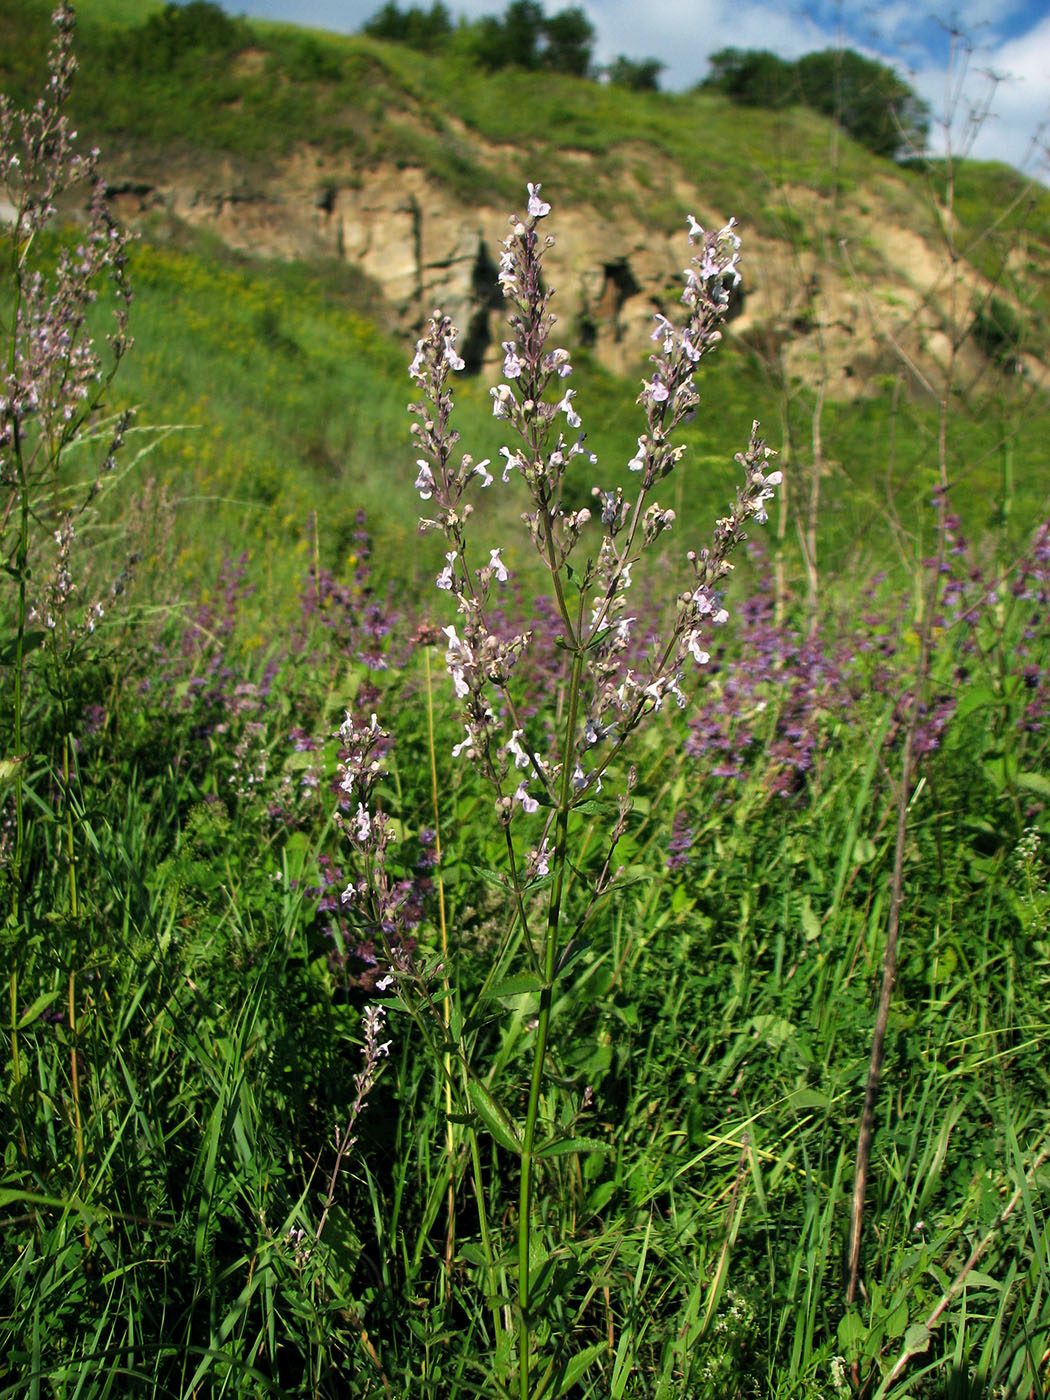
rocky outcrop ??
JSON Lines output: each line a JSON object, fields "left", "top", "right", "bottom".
{"left": 98, "top": 151, "right": 1047, "bottom": 397}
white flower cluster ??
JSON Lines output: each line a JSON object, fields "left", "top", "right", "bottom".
{"left": 407, "top": 184, "right": 781, "bottom": 857}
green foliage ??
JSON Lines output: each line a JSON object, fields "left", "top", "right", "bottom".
{"left": 111, "top": 0, "right": 252, "bottom": 74}
{"left": 538, "top": 5, "right": 594, "bottom": 77}
{"left": 371, "top": 0, "right": 597, "bottom": 76}
{"left": 970, "top": 293, "right": 1028, "bottom": 368}
{"left": 604, "top": 55, "right": 665, "bottom": 92}
{"left": 702, "top": 45, "right": 930, "bottom": 158}
{"left": 796, "top": 49, "right": 930, "bottom": 159}
{"left": 362, "top": 0, "right": 453, "bottom": 51}
{"left": 701, "top": 47, "right": 796, "bottom": 108}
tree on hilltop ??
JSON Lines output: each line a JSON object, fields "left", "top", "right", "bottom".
{"left": 701, "top": 45, "right": 930, "bottom": 159}
{"left": 796, "top": 49, "right": 929, "bottom": 159}
{"left": 605, "top": 55, "right": 665, "bottom": 91}
{"left": 362, "top": 2, "right": 454, "bottom": 50}
{"left": 362, "top": 0, "right": 596, "bottom": 76}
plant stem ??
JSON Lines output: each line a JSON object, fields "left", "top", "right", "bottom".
{"left": 517, "top": 643, "right": 584, "bottom": 1400}
{"left": 424, "top": 644, "right": 457, "bottom": 1301}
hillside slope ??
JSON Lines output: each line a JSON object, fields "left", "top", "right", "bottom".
{"left": 5, "top": 0, "right": 1050, "bottom": 399}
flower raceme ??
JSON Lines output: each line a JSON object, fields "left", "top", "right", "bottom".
{"left": 406, "top": 183, "right": 781, "bottom": 825}
{"left": 372, "top": 185, "right": 781, "bottom": 1393}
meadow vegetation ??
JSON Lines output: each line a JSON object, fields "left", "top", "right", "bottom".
{"left": 2, "top": 8, "right": 1050, "bottom": 1400}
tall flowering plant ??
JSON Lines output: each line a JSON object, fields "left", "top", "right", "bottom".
{"left": 2, "top": 7, "right": 134, "bottom": 1152}
{"left": 2, "top": 5, "right": 133, "bottom": 893}
{"left": 340, "top": 184, "right": 780, "bottom": 1396}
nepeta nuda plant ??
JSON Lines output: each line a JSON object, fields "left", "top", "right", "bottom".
{"left": 2, "top": 7, "right": 133, "bottom": 1160}
{"left": 342, "top": 184, "right": 781, "bottom": 1395}
{"left": 2, "top": 6, "right": 133, "bottom": 924}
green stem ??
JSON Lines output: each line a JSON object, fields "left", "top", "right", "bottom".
{"left": 8, "top": 418, "right": 29, "bottom": 1133}
{"left": 63, "top": 732, "right": 86, "bottom": 1190}
{"left": 424, "top": 646, "right": 457, "bottom": 1298}
{"left": 517, "top": 643, "right": 584, "bottom": 1400}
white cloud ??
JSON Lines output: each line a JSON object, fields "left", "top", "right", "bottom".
{"left": 583, "top": 0, "right": 833, "bottom": 87}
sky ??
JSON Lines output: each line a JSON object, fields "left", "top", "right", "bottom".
{"left": 219, "top": 0, "right": 1050, "bottom": 177}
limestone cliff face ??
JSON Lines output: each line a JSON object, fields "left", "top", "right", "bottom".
{"left": 101, "top": 150, "right": 1047, "bottom": 395}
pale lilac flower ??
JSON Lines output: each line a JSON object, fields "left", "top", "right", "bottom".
{"left": 556, "top": 389, "right": 581, "bottom": 428}
{"left": 527, "top": 839, "right": 552, "bottom": 878}
{"left": 693, "top": 589, "right": 715, "bottom": 615}
{"left": 502, "top": 341, "right": 524, "bottom": 378}
{"left": 527, "top": 182, "right": 551, "bottom": 218}
{"left": 436, "top": 551, "right": 456, "bottom": 590}
{"left": 543, "top": 348, "right": 573, "bottom": 377}
{"left": 354, "top": 804, "right": 372, "bottom": 842}
{"left": 491, "top": 384, "right": 516, "bottom": 419}
{"left": 506, "top": 729, "right": 530, "bottom": 769}
{"left": 651, "top": 314, "right": 675, "bottom": 352}
{"left": 451, "top": 725, "right": 474, "bottom": 758}
{"left": 443, "top": 624, "right": 471, "bottom": 698}
{"left": 443, "top": 334, "right": 464, "bottom": 371}
{"left": 685, "top": 631, "right": 711, "bottom": 665}
{"left": 514, "top": 781, "right": 539, "bottom": 813}
{"left": 497, "top": 248, "right": 516, "bottom": 290}
{"left": 488, "top": 548, "right": 508, "bottom": 582}
{"left": 415, "top": 460, "right": 435, "bottom": 500}
{"left": 571, "top": 763, "right": 602, "bottom": 793}
{"left": 472, "top": 459, "right": 493, "bottom": 488}
{"left": 751, "top": 469, "right": 783, "bottom": 525}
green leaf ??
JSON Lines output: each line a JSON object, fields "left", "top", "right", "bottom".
{"left": 800, "top": 895, "right": 821, "bottom": 941}
{"left": 586, "top": 1182, "right": 616, "bottom": 1216}
{"left": 1017, "top": 771, "right": 1050, "bottom": 797}
{"left": 573, "top": 798, "right": 618, "bottom": 817}
{"left": 788, "top": 1089, "right": 830, "bottom": 1111}
{"left": 490, "top": 971, "right": 546, "bottom": 999}
{"left": 457, "top": 1241, "right": 489, "bottom": 1267}
{"left": 952, "top": 685, "right": 998, "bottom": 721}
{"left": 885, "top": 1296, "right": 909, "bottom": 1338}
{"left": 476, "top": 867, "right": 509, "bottom": 890}
{"left": 535, "top": 1135, "right": 612, "bottom": 1159}
{"left": 467, "top": 1080, "right": 521, "bottom": 1155}
{"left": 609, "top": 864, "right": 653, "bottom": 890}
{"left": 0, "top": 754, "right": 28, "bottom": 787}
{"left": 902, "top": 1322, "right": 930, "bottom": 1355}
{"left": 0, "top": 630, "right": 48, "bottom": 666}
{"left": 16, "top": 990, "right": 63, "bottom": 1029}
{"left": 837, "top": 1309, "right": 866, "bottom": 1354}
{"left": 551, "top": 1339, "right": 606, "bottom": 1396}
{"left": 747, "top": 1014, "right": 795, "bottom": 1047}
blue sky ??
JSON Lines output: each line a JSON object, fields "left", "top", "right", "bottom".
{"left": 222, "top": 0, "right": 1050, "bottom": 175}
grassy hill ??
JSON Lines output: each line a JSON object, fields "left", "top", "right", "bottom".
{"left": 3, "top": 0, "right": 1049, "bottom": 613}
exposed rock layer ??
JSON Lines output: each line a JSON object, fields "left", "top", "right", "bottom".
{"left": 99, "top": 150, "right": 1048, "bottom": 395}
